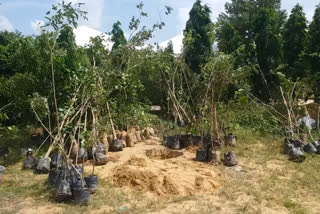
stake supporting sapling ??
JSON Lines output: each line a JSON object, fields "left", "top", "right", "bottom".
{"left": 91, "top": 108, "right": 98, "bottom": 175}
{"left": 211, "top": 85, "right": 220, "bottom": 141}
{"left": 107, "top": 102, "right": 117, "bottom": 140}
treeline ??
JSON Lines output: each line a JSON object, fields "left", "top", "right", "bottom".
{"left": 0, "top": 0, "right": 319, "bottom": 137}
{"left": 216, "top": 0, "right": 320, "bottom": 102}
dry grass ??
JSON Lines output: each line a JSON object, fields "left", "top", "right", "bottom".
{"left": 1, "top": 129, "right": 320, "bottom": 213}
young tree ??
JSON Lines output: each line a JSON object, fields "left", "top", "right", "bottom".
{"left": 282, "top": 4, "right": 308, "bottom": 79}
{"left": 111, "top": 21, "right": 127, "bottom": 51}
{"left": 164, "top": 40, "right": 174, "bottom": 54}
{"left": 202, "top": 54, "right": 236, "bottom": 141}
{"left": 183, "top": 0, "right": 214, "bottom": 73}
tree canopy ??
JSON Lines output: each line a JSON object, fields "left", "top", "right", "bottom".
{"left": 183, "top": 0, "right": 214, "bottom": 73}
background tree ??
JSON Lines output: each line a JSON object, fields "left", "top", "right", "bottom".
{"left": 111, "top": 21, "right": 127, "bottom": 51}
{"left": 308, "top": 4, "right": 320, "bottom": 100}
{"left": 309, "top": 4, "right": 320, "bottom": 72}
{"left": 216, "top": 0, "right": 286, "bottom": 102}
{"left": 183, "top": 0, "right": 214, "bottom": 73}
{"left": 282, "top": 4, "right": 308, "bottom": 80}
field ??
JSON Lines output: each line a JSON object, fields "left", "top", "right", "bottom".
{"left": 1, "top": 130, "right": 320, "bottom": 214}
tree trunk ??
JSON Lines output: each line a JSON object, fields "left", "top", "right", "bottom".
{"left": 211, "top": 86, "right": 219, "bottom": 141}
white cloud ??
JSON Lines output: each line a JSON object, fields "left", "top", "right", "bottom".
{"left": 159, "top": 34, "right": 183, "bottom": 54}
{"left": 56, "top": 0, "right": 105, "bottom": 29}
{"left": 73, "top": 25, "right": 113, "bottom": 49}
{"left": 0, "top": 16, "right": 14, "bottom": 32}
{"left": 30, "top": 20, "right": 45, "bottom": 34}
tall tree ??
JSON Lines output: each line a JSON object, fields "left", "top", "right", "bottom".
{"left": 216, "top": 0, "right": 256, "bottom": 66}
{"left": 282, "top": 4, "right": 308, "bottom": 79}
{"left": 309, "top": 4, "right": 320, "bottom": 72}
{"left": 216, "top": 0, "right": 286, "bottom": 101}
{"left": 183, "top": 0, "right": 214, "bottom": 73}
{"left": 308, "top": 4, "right": 320, "bottom": 100}
{"left": 111, "top": 21, "right": 127, "bottom": 51}
{"left": 253, "top": 2, "right": 284, "bottom": 76}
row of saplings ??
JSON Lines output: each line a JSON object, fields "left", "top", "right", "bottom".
{"left": 22, "top": 146, "right": 105, "bottom": 205}
{"left": 163, "top": 133, "right": 239, "bottom": 166}
{"left": 22, "top": 126, "right": 159, "bottom": 205}
{"left": 284, "top": 138, "right": 320, "bottom": 162}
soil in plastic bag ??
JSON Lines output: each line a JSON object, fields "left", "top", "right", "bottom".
{"left": 55, "top": 179, "right": 72, "bottom": 202}
{"left": 71, "top": 177, "right": 86, "bottom": 192}
{"left": 95, "top": 143, "right": 107, "bottom": 154}
{"left": 289, "top": 139, "right": 304, "bottom": 148}
{"left": 73, "top": 187, "right": 90, "bottom": 206}
{"left": 224, "top": 133, "right": 237, "bottom": 147}
{"left": 289, "top": 147, "right": 306, "bottom": 162}
{"left": 196, "top": 149, "right": 213, "bottom": 162}
{"left": 84, "top": 175, "right": 98, "bottom": 194}
{"left": 284, "top": 139, "right": 294, "bottom": 154}
{"left": 94, "top": 152, "right": 107, "bottom": 166}
{"left": 36, "top": 157, "right": 50, "bottom": 174}
{"left": 303, "top": 143, "right": 317, "bottom": 153}
{"left": 88, "top": 143, "right": 107, "bottom": 160}
{"left": 50, "top": 153, "right": 64, "bottom": 169}
{"left": 223, "top": 151, "right": 238, "bottom": 166}
{"left": 70, "top": 165, "right": 83, "bottom": 186}
{"left": 191, "top": 135, "right": 202, "bottom": 147}
{"left": 76, "top": 148, "right": 88, "bottom": 162}
{"left": 56, "top": 168, "right": 72, "bottom": 188}
{"left": 23, "top": 156, "right": 37, "bottom": 170}
{"left": 179, "top": 135, "right": 192, "bottom": 148}
{"left": 312, "top": 141, "right": 320, "bottom": 148}
{"left": 166, "top": 136, "right": 181, "bottom": 150}
{"left": 48, "top": 169, "right": 59, "bottom": 185}
{"left": 0, "top": 165, "right": 5, "bottom": 184}
{"left": 109, "top": 139, "right": 123, "bottom": 152}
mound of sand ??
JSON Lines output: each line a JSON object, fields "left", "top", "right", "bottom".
{"left": 112, "top": 166, "right": 179, "bottom": 196}
{"left": 109, "top": 147, "right": 221, "bottom": 196}
{"left": 146, "top": 148, "right": 183, "bottom": 160}
{"left": 126, "top": 156, "right": 147, "bottom": 167}
{"left": 85, "top": 140, "right": 222, "bottom": 197}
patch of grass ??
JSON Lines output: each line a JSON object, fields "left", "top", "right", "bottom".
{"left": 284, "top": 199, "right": 298, "bottom": 208}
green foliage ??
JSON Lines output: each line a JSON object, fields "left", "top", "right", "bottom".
{"left": 111, "top": 21, "right": 127, "bottom": 50}
{"left": 216, "top": 0, "right": 286, "bottom": 102}
{"left": 183, "top": 0, "right": 214, "bottom": 73}
{"left": 221, "top": 101, "right": 282, "bottom": 135}
{"left": 44, "top": 1, "right": 87, "bottom": 30}
{"left": 309, "top": 5, "right": 320, "bottom": 56}
{"left": 3, "top": 0, "right": 320, "bottom": 144}
{"left": 306, "top": 4, "right": 320, "bottom": 100}
{"left": 282, "top": 4, "right": 308, "bottom": 75}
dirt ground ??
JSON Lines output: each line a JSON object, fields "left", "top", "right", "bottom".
{"left": 1, "top": 132, "right": 320, "bottom": 214}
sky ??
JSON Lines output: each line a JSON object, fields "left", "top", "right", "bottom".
{"left": 0, "top": 0, "right": 319, "bottom": 53}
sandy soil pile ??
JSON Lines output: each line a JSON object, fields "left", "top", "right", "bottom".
{"left": 90, "top": 140, "right": 222, "bottom": 196}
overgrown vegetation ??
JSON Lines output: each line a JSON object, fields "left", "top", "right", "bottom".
{"left": 1, "top": 0, "right": 320, "bottom": 142}
{"left": 1, "top": 0, "right": 320, "bottom": 212}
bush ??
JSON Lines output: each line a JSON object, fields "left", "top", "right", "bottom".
{"left": 219, "top": 101, "right": 283, "bottom": 135}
